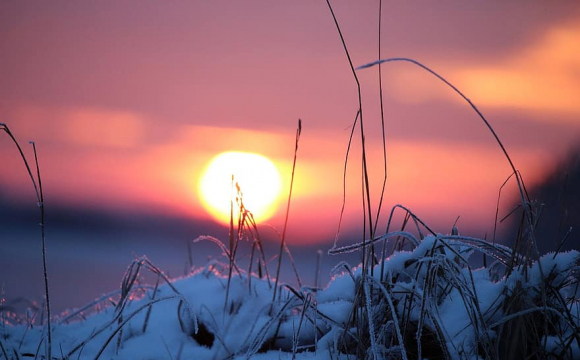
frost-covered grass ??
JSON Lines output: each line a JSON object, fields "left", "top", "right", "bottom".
{"left": 2, "top": 228, "right": 579, "bottom": 360}
{"left": 3, "top": 62, "right": 579, "bottom": 360}
{"left": 2, "top": 120, "right": 579, "bottom": 360}
{"left": 2, "top": 3, "right": 579, "bottom": 359}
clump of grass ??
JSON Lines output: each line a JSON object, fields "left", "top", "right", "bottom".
{"left": 322, "top": 1, "right": 576, "bottom": 359}
{"left": 60, "top": 255, "right": 198, "bottom": 359}
{"left": 274, "top": 118, "right": 302, "bottom": 302}
{"left": 495, "top": 254, "right": 580, "bottom": 359}
{"left": 328, "top": 215, "right": 580, "bottom": 359}
{"left": 202, "top": 120, "right": 304, "bottom": 304}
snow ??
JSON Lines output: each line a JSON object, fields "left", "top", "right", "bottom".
{"left": 1, "top": 235, "right": 579, "bottom": 360}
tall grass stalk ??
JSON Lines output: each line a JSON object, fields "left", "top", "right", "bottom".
{"left": 325, "top": 0, "right": 375, "bottom": 277}
{"left": 273, "top": 119, "right": 301, "bottom": 302}
{"left": 0, "top": 123, "right": 52, "bottom": 360}
{"left": 225, "top": 174, "right": 236, "bottom": 312}
{"left": 314, "top": 250, "right": 322, "bottom": 289}
{"left": 224, "top": 182, "right": 250, "bottom": 306}
{"left": 493, "top": 173, "right": 516, "bottom": 245}
{"left": 373, "top": 0, "right": 389, "bottom": 239}
{"left": 333, "top": 109, "right": 359, "bottom": 246}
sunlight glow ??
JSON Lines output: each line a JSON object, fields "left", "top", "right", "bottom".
{"left": 455, "top": 20, "right": 580, "bottom": 117}
{"left": 198, "top": 151, "right": 282, "bottom": 224}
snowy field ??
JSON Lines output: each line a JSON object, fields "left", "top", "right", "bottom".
{"left": 2, "top": 232, "right": 579, "bottom": 360}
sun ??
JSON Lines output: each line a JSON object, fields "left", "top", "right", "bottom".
{"left": 198, "top": 151, "right": 283, "bottom": 224}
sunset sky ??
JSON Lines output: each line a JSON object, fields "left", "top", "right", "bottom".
{"left": 1, "top": 1, "right": 580, "bottom": 311}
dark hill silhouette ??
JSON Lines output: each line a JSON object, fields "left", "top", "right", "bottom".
{"left": 514, "top": 149, "right": 580, "bottom": 255}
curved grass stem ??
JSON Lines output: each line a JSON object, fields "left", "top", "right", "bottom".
{"left": 0, "top": 124, "right": 52, "bottom": 360}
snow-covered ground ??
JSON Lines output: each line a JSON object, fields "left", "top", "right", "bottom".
{"left": 2, "top": 232, "right": 579, "bottom": 360}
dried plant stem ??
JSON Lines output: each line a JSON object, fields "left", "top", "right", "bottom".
{"left": 493, "top": 173, "right": 516, "bottom": 245}
{"left": 0, "top": 339, "right": 8, "bottom": 360}
{"left": 357, "top": 57, "right": 535, "bottom": 253}
{"left": 32, "top": 141, "right": 52, "bottom": 360}
{"left": 314, "top": 250, "right": 322, "bottom": 289}
{"left": 225, "top": 175, "right": 236, "bottom": 312}
{"left": 142, "top": 276, "right": 160, "bottom": 333}
{"left": 58, "top": 285, "right": 155, "bottom": 324}
{"left": 0, "top": 124, "right": 52, "bottom": 360}
{"left": 325, "top": 0, "right": 375, "bottom": 275}
{"left": 273, "top": 119, "right": 301, "bottom": 302}
{"left": 333, "top": 110, "right": 359, "bottom": 248}
{"left": 373, "top": 0, "right": 389, "bottom": 236}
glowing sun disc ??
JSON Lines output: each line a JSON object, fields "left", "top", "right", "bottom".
{"left": 198, "top": 151, "right": 282, "bottom": 224}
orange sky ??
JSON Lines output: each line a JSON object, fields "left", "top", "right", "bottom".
{"left": 2, "top": 1, "right": 580, "bottom": 247}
